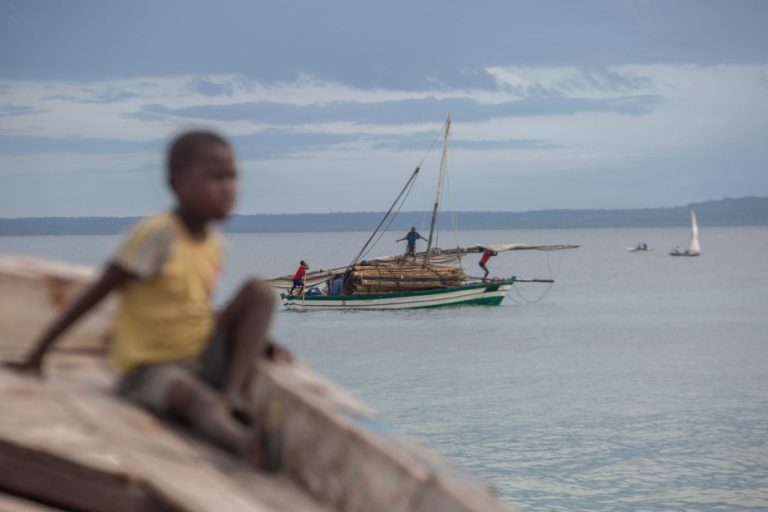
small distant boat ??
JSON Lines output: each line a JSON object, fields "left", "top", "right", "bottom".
{"left": 670, "top": 209, "right": 701, "bottom": 257}
{"left": 627, "top": 243, "right": 651, "bottom": 252}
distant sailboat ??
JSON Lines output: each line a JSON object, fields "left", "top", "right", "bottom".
{"left": 670, "top": 209, "right": 701, "bottom": 257}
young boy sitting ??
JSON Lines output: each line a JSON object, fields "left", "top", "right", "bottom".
{"left": 3, "top": 130, "right": 289, "bottom": 464}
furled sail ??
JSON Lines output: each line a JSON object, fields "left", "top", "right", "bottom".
{"left": 365, "top": 243, "right": 580, "bottom": 265}
{"left": 688, "top": 209, "right": 700, "bottom": 255}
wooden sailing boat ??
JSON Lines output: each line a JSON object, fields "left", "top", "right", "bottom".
{"left": 267, "top": 117, "right": 578, "bottom": 310}
{"left": 670, "top": 209, "right": 701, "bottom": 257}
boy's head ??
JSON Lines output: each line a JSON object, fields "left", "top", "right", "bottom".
{"left": 300, "top": 260, "right": 307, "bottom": 266}
{"left": 410, "top": 226, "right": 416, "bottom": 232}
{"left": 167, "top": 130, "right": 237, "bottom": 220}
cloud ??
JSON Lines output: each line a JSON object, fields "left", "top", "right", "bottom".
{"left": 371, "top": 136, "right": 558, "bottom": 151}
{"left": 77, "top": 88, "right": 136, "bottom": 104}
{"left": 2, "top": 1, "right": 766, "bottom": 90}
{"left": 186, "top": 78, "right": 235, "bottom": 97}
{"left": 230, "top": 131, "right": 364, "bottom": 159}
{"left": 0, "top": 63, "right": 766, "bottom": 216}
{"left": 0, "top": 135, "right": 158, "bottom": 155}
{"left": 0, "top": 129, "right": 559, "bottom": 161}
{"left": 0, "top": 105, "right": 45, "bottom": 117}
{"left": 486, "top": 67, "right": 655, "bottom": 97}
{"left": 129, "top": 94, "right": 663, "bottom": 126}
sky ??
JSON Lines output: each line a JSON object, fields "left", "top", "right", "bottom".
{"left": 1, "top": 0, "right": 767, "bottom": 217}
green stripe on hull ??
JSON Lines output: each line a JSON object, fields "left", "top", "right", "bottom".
{"left": 282, "top": 278, "right": 515, "bottom": 302}
{"left": 280, "top": 279, "right": 513, "bottom": 309}
{"left": 409, "top": 295, "right": 506, "bottom": 309}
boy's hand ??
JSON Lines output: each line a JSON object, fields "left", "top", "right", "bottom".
{"left": 2, "top": 355, "right": 44, "bottom": 378}
{"left": 265, "top": 341, "right": 293, "bottom": 364}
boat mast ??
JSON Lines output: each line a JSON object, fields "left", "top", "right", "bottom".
{"left": 424, "top": 115, "right": 451, "bottom": 264}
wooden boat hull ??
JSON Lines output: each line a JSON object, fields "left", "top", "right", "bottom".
{"left": 281, "top": 280, "right": 514, "bottom": 310}
{"left": 0, "top": 255, "right": 513, "bottom": 512}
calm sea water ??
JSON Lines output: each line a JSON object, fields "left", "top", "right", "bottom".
{"left": 2, "top": 227, "right": 767, "bottom": 511}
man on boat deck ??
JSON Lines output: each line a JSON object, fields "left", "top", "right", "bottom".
{"left": 479, "top": 249, "right": 497, "bottom": 282}
{"left": 289, "top": 260, "right": 309, "bottom": 296}
{"left": 397, "top": 226, "right": 427, "bottom": 261}
{"left": 3, "top": 130, "right": 291, "bottom": 466}
{"left": 330, "top": 275, "right": 344, "bottom": 296}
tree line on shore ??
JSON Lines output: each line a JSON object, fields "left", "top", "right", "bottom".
{"left": 1, "top": 197, "right": 766, "bottom": 236}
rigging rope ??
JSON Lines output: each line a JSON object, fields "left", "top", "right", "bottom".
{"left": 510, "top": 249, "right": 566, "bottom": 303}
{"left": 444, "top": 143, "right": 463, "bottom": 268}
{"left": 350, "top": 123, "right": 445, "bottom": 266}
{"left": 359, "top": 177, "right": 417, "bottom": 262}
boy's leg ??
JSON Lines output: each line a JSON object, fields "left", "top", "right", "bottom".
{"left": 167, "top": 377, "right": 255, "bottom": 456}
{"left": 216, "top": 279, "right": 276, "bottom": 403}
{"left": 166, "top": 379, "right": 264, "bottom": 460}
{"left": 118, "top": 364, "right": 261, "bottom": 462}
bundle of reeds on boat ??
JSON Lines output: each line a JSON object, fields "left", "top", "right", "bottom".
{"left": 345, "top": 262, "right": 465, "bottom": 295}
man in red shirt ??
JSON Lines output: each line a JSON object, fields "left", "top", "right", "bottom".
{"left": 479, "top": 249, "right": 497, "bottom": 282}
{"left": 289, "top": 260, "right": 309, "bottom": 296}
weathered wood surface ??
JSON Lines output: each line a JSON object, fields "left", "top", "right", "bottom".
{"left": 0, "top": 492, "right": 67, "bottom": 511}
{"left": 0, "top": 355, "right": 334, "bottom": 512}
{"left": 0, "top": 257, "right": 115, "bottom": 360}
{"left": 0, "top": 254, "right": 513, "bottom": 512}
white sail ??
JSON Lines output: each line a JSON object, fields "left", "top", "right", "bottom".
{"left": 688, "top": 209, "right": 701, "bottom": 255}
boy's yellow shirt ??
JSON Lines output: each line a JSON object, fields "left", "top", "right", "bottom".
{"left": 112, "top": 211, "right": 225, "bottom": 372}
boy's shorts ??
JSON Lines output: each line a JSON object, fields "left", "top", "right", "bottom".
{"left": 292, "top": 279, "right": 303, "bottom": 287}
{"left": 116, "top": 328, "right": 228, "bottom": 414}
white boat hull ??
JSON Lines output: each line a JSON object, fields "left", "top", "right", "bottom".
{"left": 281, "top": 281, "right": 513, "bottom": 310}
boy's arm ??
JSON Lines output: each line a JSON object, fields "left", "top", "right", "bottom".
{"left": 2, "top": 263, "right": 134, "bottom": 377}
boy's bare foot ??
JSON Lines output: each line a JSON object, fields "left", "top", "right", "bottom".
{"left": 2, "top": 357, "right": 44, "bottom": 378}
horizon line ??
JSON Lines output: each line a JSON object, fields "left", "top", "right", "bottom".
{"left": 1, "top": 196, "right": 764, "bottom": 220}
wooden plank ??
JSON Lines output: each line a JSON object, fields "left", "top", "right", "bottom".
{"left": 0, "top": 366, "right": 326, "bottom": 512}
{"left": 248, "top": 364, "right": 512, "bottom": 512}
{"left": 0, "top": 256, "right": 115, "bottom": 359}
{"left": 0, "top": 492, "right": 67, "bottom": 512}
{"left": 0, "top": 437, "right": 168, "bottom": 512}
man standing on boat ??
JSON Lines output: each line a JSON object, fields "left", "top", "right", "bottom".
{"left": 397, "top": 226, "right": 427, "bottom": 261}
{"left": 289, "top": 260, "right": 309, "bottom": 296}
{"left": 479, "top": 249, "right": 497, "bottom": 282}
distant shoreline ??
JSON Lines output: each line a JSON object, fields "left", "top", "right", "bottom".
{"left": 1, "top": 197, "right": 766, "bottom": 236}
